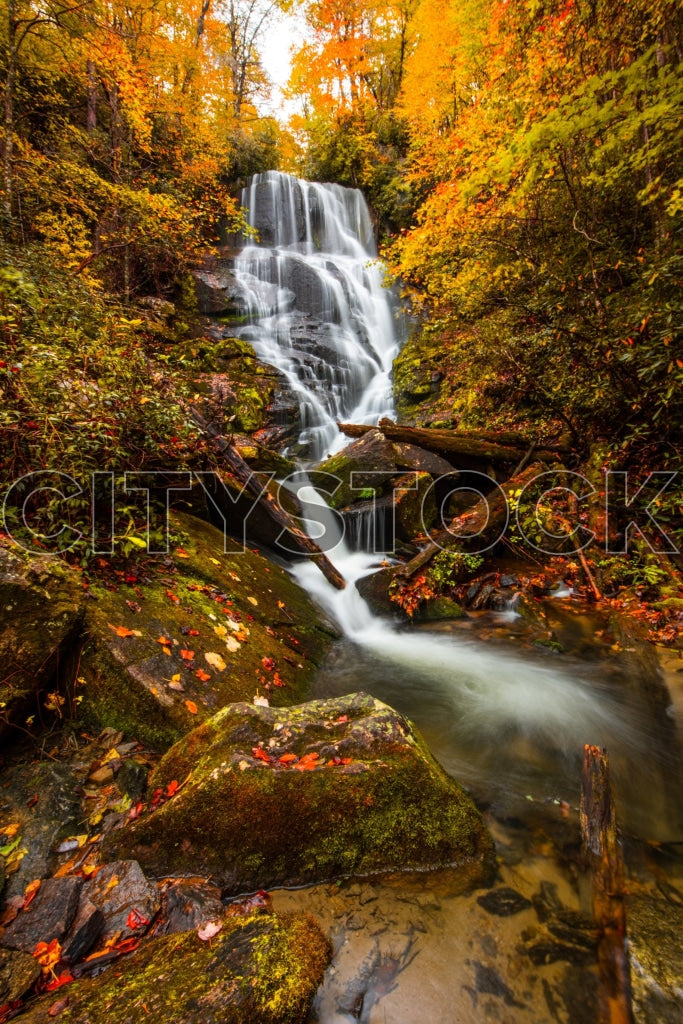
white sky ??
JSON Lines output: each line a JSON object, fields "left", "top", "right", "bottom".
{"left": 258, "top": 7, "right": 309, "bottom": 120}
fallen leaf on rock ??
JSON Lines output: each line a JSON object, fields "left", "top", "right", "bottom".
{"left": 45, "top": 972, "right": 73, "bottom": 993}
{"left": 294, "top": 752, "right": 320, "bottom": 772}
{"left": 213, "top": 625, "right": 228, "bottom": 638}
{"left": 195, "top": 668, "right": 211, "bottom": 682}
{"left": 180, "top": 649, "right": 195, "bottom": 661}
{"left": 166, "top": 780, "right": 179, "bottom": 797}
{"left": 168, "top": 674, "right": 184, "bottom": 691}
{"left": 197, "top": 920, "right": 222, "bottom": 942}
{"left": 185, "top": 700, "right": 198, "bottom": 714}
{"left": 251, "top": 747, "right": 272, "bottom": 763}
{"left": 278, "top": 753, "right": 298, "bottom": 765}
{"left": 126, "top": 908, "right": 150, "bottom": 930}
{"left": 1, "top": 823, "right": 21, "bottom": 840}
{"left": 108, "top": 624, "right": 141, "bottom": 638}
{"left": 22, "top": 878, "right": 41, "bottom": 907}
{"left": 175, "top": 547, "right": 189, "bottom": 558}
{"left": 247, "top": 596, "right": 258, "bottom": 606}
{"left": 166, "top": 590, "right": 180, "bottom": 604}
{"left": 205, "top": 652, "right": 226, "bottom": 672}
{"left": 225, "top": 636, "right": 241, "bottom": 653}
{"left": 33, "top": 938, "right": 62, "bottom": 976}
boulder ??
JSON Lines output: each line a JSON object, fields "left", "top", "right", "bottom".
{"left": 394, "top": 471, "right": 437, "bottom": 541}
{"left": 102, "top": 693, "right": 495, "bottom": 895}
{"left": 18, "top": 911, "right": 331, "bottom": 1024}
{"left": 78, "top": 513, "right": 335, "bottom": 750}
{"left": 81, "top": 860, "right": 160, "bottom": 942}
{"left": 0, "top": 876, "right": 81, "bottom": 953}
{"left": 0, "top": 949, "right": 41, "bottom": 1005}
{"left": 310, "top": 430, "right": 398, "bottom": 509}
{"left": 628, "top": 890, "right": 683, "bottom": 1024}
{"left": 0, "top": 762, "right": 81, "bottom": 900}
{"left": 191, "top": 264, "right": 243, "bottom": 315}
{"left": 0, "top": 541, "right": 84, "bottom": 736}
{"left": 154, "top": 879, "right": 224, "bottom": 936}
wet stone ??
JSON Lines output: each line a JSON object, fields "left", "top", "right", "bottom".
{"left": 525, "top": 940, "right": 595, "bottom": 966}
{"left": 477, "top": 887, "right": 532, "bottom": 917}
{"left": 82, "top": 860, "right": 160, "bottom": 941}
{"left": 0, "top": 948, "right": 41, "bottom": 1003}
{"left": 154, "top": 880, "right": 224, "bottom": 936}
{"left": 61, "top": 899, "right": 105, "bottom": 963}
{"left": 1, "top": 877, "right": 81, "bottom": 953}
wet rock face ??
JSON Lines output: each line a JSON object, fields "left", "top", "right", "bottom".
{"left": 0, "top": 542, "right": 84, "bottom": 735}
{"left": 628, "top": 890, "right": 683, "bottom": 1024}
{"left": 0, "top": 949, "right": 41, "bottom": 1005}
{"left": 19, "top": 911, "right": 331, "bottom": 1024}
{"left": 102, "top": 692, "right": 496, "bottom": 896}
{"left": 1, "top": 877, "right": 81, "bottom": 953}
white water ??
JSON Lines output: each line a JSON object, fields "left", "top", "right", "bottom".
{"left": 233, "top": 171, "right": 401, "bottom": 459}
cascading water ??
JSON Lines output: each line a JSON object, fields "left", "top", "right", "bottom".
{"left": 232, "top": 170, "right": 402, "bottom": 460}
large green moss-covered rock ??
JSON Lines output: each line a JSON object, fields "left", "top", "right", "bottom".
{"left": 310, "top": 429, "right": 398, "bottom": 509}
{"left": 78, "top": 513, "right": 336, "bottom": 750}
{"left": 103, "top": 692, "right": 496, "bottom": 895}
{"left": 19, "top": 911, "right": 331, "bottom": 1024}
{"left": 0, "top": 541, "right": 84, "bottom": 737}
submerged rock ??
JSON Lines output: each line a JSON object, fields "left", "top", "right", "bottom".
{"left": 103, "top": 692, "right": 495, "bottom": 895}
{"left": 78, "top": 513, "right": 335, "bottom": 750}
{"left": 20, "top": 911, "right": 331, "bottom": 1024}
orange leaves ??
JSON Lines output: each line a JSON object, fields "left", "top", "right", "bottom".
{"left": 180, "top": 649, "right": 195, "bottom": 661}
{"left": 126, "top": 908, "right": 150, "bottom": 930}
{"left": 184, "top": 700, "right": 198, "bottom": 714}
{"left": 294, "top": 751, "right": 320, "bottom": 771}
{"left": 251, "top": 746, "right": 272, "bottom": 763}
{"left": 195, "top": 668, "right": 211, "bottom": 682}
{"left": 278, "top": 753, "right": 298, "bottom": 764}
{"left": 261, "top": 656, "right": 276, "bottom": 671}
{"left": 108, "top": 624, "right": 142, "bottom": 638}
{"left": 33, "top": 939, "right": 62, "bottom": 978}
{"left": 166, "top": 589, "right": 180, "bottom": 604}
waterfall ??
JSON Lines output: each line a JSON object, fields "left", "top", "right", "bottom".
{"left": 232, "top": 171, "right": 402, "bottom": 460}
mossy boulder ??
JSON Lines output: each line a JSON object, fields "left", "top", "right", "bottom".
{"left": 0, "top": 541, "right": 84, "bottom": 737}
{"left": 416, "top": 597, "right": 466, "bottom": 622}
{"left": 355, "top": 566, "right": 406, "bottom": 618}
{"left": 103, "top": 692, "right": 496, "bottom": 894}
{"left": 78, "top": 513, "right": 335, "bottom": 750}
{"left": 394, "top": 471, "right": 437, "bottom": 541}
{"left": 19, "top": 911, "right": 331, "bottom": 1024}
{"left": 310, "top": 430, "right": 398, "bottom": 509}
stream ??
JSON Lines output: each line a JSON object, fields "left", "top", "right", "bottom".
{"left": 231, "top": 172, "right": 683, "bottom": 1024}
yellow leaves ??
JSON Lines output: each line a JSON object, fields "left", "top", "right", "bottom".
{"left": 204, "top": 652, "right": 226, "bottom": 672}
{"left": 247, "top": 596, "right": 258, "bottom": 606}
{"left": 169, "top": 674, "right": 184, "bottom": 691}
{"left": 33, "top": 938, "right": 62, "bottom": 976}
{"left": 1, "top": 823, "right": 21, "bottom": 839}
{"left": 225, "top": 636, "right": 241, "bottom": 653}
{"left": 213, "top": 625, "right": 228, "bottom": 638}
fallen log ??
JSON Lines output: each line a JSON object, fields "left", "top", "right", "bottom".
{"left": 580, "top": 745, "right": 634, "bottom": 1024}
{"left": 190, "top": 409, "right": 346, "bottom": 590}
{"left": 338, "top": 419, "right": 569, "bottom": 466}
{"left": 395, "top": 462, "right": 542, "bottom": 578}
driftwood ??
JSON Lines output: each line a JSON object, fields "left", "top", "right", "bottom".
{"left": 395, "top": 462, "right": 543, "bottom": 578}
{"left": 191, "top": 409, "right": 346, "bottom": 590}
{"left": 337, "top": 419, "right": 569, "bottom": 466}
{"left": 580, "top": 745, "right": 634, "bottom": 1024}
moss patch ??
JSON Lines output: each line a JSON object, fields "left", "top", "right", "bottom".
{"left": 103, "top": 692, "right": 496, "bottom": 894}
{"left": 78, "top": 512, "right": 335, "bottom": 750}
{"left": 19, "top": 911, "right": 331, "bottom": 1024}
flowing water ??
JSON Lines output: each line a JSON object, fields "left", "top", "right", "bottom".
{"left": 233, "top": 170, "right": 402, "bottom": 460}
{"left": 232, "top": 173, "right": 683, "bottom": 1023}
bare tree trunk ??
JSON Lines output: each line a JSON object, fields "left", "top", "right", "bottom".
{"left": 86, "top": 58, "right": 97, "bottom": 133}
{"left": 3, "top": 0, "right": 16, "bottom": 231}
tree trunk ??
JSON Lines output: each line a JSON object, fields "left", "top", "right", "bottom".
{"left": 3, "top": 0, "right": 16, "bottom": 231}
{"left": 86, "top": 59, "right": 97, "bottom": 133}
{"left": 337, "top": 419, "right": 568, "bottom": 467}
{"left": 580, "top": 745, "right": 634, "bottom": 1024}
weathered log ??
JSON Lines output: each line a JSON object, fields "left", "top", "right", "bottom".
{"left": 395, "top": 462, "right": 543, "bottom": 578}
{"left": 190, "top": 409, "right": 346, "bottom": 590}
{"left": 337, "top": 419, "right": 568, "bottom": 465}
{"left": 580, "top": 745, "right": 634, "bottom": 1024}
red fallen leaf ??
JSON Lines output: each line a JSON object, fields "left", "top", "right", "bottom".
{"left": 128, "top": 801, "right": 145, "bottom": 820}
{"left": 261, "top": 657, "right": 276, "bottom": 671}
{"left": 47, "top": 995, "right": 70, "bottom": 1016}
{"left": 114, "top": 937, "right": 140, "bottom": 954}
{"left": 45, "top": 971, "right": 73, "bottom": 992}
{"left": 336, "top": 715, "right": 349, "bottom": 724}
{"left": 188, "top": 629, "right": 200, "bottom": 636}
{"left": 272, "top": 672, "right": 285, "bottom": 687}
{"left": 251, "top": 747, "right": 272, "bottom": 764}
{"left": 26, "top": 794, "right": 39, "bottom": 809}
{"left": 180, "top": 649, "right": 195, "bottom": 661}
{"left": 265, "top": 626, "right": 275, "bottom": 636}
{"left": 184, "top": 700, "right": 198, "bottom": 714}
{"left": 125, "top": 575, "right": 138, "bottom": 584}
{"left": 195, "top": 668, "right": 211, "bottom": 682}
{"left": 278, "top": 753, "right": 298, "bottom": 764}
{"left": 165, "top": 780, "right": 179, "bottom": 797}
{"left": 328, "top": 757, "right": 353, "bottom": 766}
{"left": 126, "top": 908, "right": 150, "bottom": 930}
{"left": 150, "top": 787, "right": 165, "bottom": 808}
{"left": 0, "top": 1002, "right": 23, "bottom": 1024}
{"left": 166, "top": 590, "right": 180, "bottom": 604}
{"left": 294, "top": 752, "right": 319, "bottom": 771}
